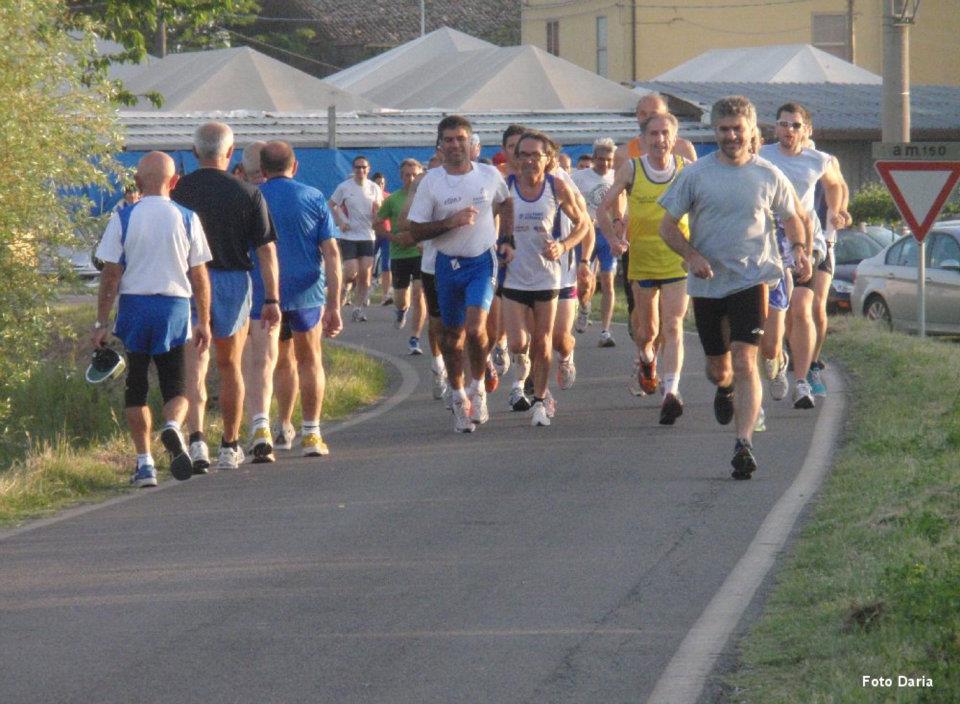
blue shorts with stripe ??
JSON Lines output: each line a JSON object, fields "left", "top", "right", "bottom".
{"left": 115, "top": 294, "right": 191, "bottom": 355}
{"left": 192, "top": 269, "right": 251, "bottom": 339}
{"left": 435, "top": 250, "right": 497, "bottom": 329}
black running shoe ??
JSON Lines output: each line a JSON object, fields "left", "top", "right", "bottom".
{"left": 659, "top": 393, "right": 684, "bottom": 425}
{"left": 160, "top": 427, "right": 193, "bottom": 481}
{"left": 713, "top": 386, "right": 734, "bottom": 425}
{"left": 730, "top": 439, "right": 758, "bottom": 480}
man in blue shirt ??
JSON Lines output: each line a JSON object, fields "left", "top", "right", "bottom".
{"left": 259, "top": 141, "right": 343, "bottom": 457}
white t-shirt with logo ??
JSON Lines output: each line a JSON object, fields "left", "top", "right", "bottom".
{"left": 571, "top": 167, "right": 614, "bottom": 223}
{"left": 329, "top": 178, "right": 383, "bottom": 242}
{"left": 407, "top": 163, "right": 509, "bottom": 259}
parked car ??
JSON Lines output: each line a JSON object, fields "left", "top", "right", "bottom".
{"left": 828, "top": 226, "right": 898, "bottom": 313}
{"left": 852, "top": 222, "right": 960, "bottom": 334}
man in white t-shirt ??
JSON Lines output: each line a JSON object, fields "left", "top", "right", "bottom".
{"left": 92, "top": 151, "right": 212, "bottom": 488}
{"left": 403, "top": 115, "right": 513, "bottom": 433}
{"left": 328, "top": 154, "right": 383, "bottom": 322}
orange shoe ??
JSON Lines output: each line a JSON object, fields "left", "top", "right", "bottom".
{"left": 484, "top": 359, "right": 499, "bottom": 393}
{"left": 639, "top": 357, "right": 658, "bottom": 395}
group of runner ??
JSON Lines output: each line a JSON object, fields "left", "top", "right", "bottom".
{"left": 94, "top": 91, "right": 850, "bottom": 486}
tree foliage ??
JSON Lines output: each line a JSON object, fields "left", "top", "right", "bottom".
{"left": 849, "top": 182, "right": 902, "bottom": 225}
{"left": 0, "top": 0, "right": 123, "bottom": 445}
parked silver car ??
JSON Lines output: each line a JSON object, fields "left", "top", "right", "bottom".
{"left": 852, "top": 221, "right": 960, "bottom": 334}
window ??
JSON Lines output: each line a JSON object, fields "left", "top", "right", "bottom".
{"left": 887, "top": 237, "right": 919, "bottom": 267}
{"left": 546, "top": 20, "right": 559, "bottom": 56}
{"left": 812, "top": 13, "right": 851, "bottom": 61}
{"left": 928, "top": 233, "right": 960, "bottom": 269}
{"left": 596, "top": 16, "right": 608, "bottom": 77}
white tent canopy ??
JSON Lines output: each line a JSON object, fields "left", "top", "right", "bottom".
{"left": 116, "top": 46, "right": 380, "bottom": 112}
{"left": 325, "top": 27, "right": 496, "bottom": 97}
{"left": 327, "top": 27, "right": 641, "bottom": 111}
{"left": 655, "top": 44, "right": 882, "bottom": 84}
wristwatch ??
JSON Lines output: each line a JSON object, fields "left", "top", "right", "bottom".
{"left": 93, "top": 320, "right": 106, "bottom": 330}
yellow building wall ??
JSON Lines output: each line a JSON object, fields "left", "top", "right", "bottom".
{"left": 521, "top": 0, "right": 960, "bottom": 87}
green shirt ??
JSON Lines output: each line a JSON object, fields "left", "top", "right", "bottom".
{"left": 377, "top": 190, "right": 420, "bottom": 259}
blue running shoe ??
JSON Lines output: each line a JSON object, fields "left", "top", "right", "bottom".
{"left": 807, "top": 366, "right": 827, "bottom": 397}
{"left": 130, "top": 463, "right": 158, "bottom": 488}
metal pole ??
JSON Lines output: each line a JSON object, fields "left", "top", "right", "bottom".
{"left": 881, "top": 0, "right": 909, "bottom": 142}
{"left": 918, "top": 239, "right": 926, "bottom": 337}
{"left": 421, "top": 0, "right": 425, "bottom": 36}
{"left": 327, "top": 105, "right": 337, "bottom": 149}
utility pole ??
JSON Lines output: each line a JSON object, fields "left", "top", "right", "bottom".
{"left": 881, "top": 0, "right": 917, "bottom": 143}
{"left": 847, "top": 0, "right": 856, "bottom": 62}
{"left": 421, "top": 0, "right": 425, "bottom": 37}
{"left": 155, "top": 18, "right": 167, "bottom": 58}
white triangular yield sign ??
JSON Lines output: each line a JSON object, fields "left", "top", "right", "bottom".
{"left": 874, "top": 161, "right": 960, "bottom": 241}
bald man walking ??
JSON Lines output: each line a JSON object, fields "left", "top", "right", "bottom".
{"left": 93, "top": 152, "right": 212, "bottom": 487}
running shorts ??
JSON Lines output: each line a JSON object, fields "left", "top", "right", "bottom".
{"left": 692, "top": 284, "right": 766, "bottom": 357}
{"left": 116, "top": 294, "right": 191, "bottom": 355}
{"left": 435, "top": 250, "right": 497, "bottom": 328}
{"left": 192, "top": 269, "right": 251, "bottom": 339}
{"left": 339, "top": 239, "right": 376, "bottom": 261}
{"left": 391, "top": 256, "right": 422, "bottom": 290}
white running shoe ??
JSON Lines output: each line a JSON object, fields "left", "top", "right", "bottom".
{"left": 217, "top": 445, "right": 245, "bottom": 470}
{"left": 754, "top": 406, "right": 767, "bottom": 432}
{"left": 598, "top": 329, "right": 616, "bottom": 348}
{"left": 469, "top": 388, "right": 489, "bottom": 424}
{"left": 770, "top": 350, "right": 790, "bottom": 401}
{"left": 250, "top": 425, "right": 275, "bottom": 464}
{"left": 302, "top": 431, "right": 330, "bottom": 457}
{"left": 575, "top": 304, "right": 590, "bottom": 334}
{"left": 432, "top": 368, "right": 448, "bottom": 400}
{"left": 508, "top": 385, "right": 531, "bottom": 411}
{"left": 793, "top": 379, "right": 815, "bottom": 409}
{"left": 189, "top": 440, "right": 210, "bottom": 474}
{"left": 273, "top": 425, "right": 296, "bottom": 451}
{"left": 557, "top": 353, "right": 576, "bottom": 390}
{"left": 452, "top": 396, "right": 476, "bottom": 433}
{"left": 530, "top": 401, "right": 551, "bottom": 427}
{"left": 543, "top": 390, "right": 557, "bottom": 418}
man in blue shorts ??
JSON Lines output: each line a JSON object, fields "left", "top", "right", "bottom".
{"left": 405, "top": 115, "right": 514, "bottom": 433}
{"left": 172, "top": 122, "right": 281, "bottom": 470}
{"left": 92, "top": 152, "right": 212, "bottom": 487}
{"left": 259, "top": 141, "right": 343, "bottom": 456}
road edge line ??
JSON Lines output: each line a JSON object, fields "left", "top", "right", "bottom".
{"left": 645, "top": 366, "right": 847, "bottom": 704}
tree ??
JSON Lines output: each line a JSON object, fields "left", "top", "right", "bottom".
{"left": 69, "top": 0, "right": 259, "bottom": 59}
{"left": 0, "top": 0, "right": 123, "bottom": 442}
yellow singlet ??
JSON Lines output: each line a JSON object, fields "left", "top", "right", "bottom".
{"left": 627, "top": 155, "right": 689, "bottom": 282}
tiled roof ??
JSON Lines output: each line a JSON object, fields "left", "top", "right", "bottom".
{"left": 268, "top": 0, "right": 520, "bottom": 48}
{"left": 637, "top": 81, "right": 960, "bottom": 138}
{"left": 118, "top": 109, "right": 714, "bottom": 150}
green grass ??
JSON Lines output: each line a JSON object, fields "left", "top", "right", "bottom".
{"left": 725, "top": 316, "right": 960, "bottom": 703}
{"left": 0, "top": 302, "right": 387, "bottom": 526}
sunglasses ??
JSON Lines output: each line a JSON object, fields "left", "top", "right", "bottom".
{"left": 777, "top": 120, "right": 804, "bottom": 130}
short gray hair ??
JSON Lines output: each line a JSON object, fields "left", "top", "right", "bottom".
{"left": 193, "top": 121, "right": 234, "bottom": 160}
{"left": 710, "top": 96, "right": 757, "bottom": 128}
{"left": 593, "top": 137, "right": 616, "bottom": 155}
{"left": 242, "top": 141, "right": 266, "bottom": 174}
{"left": 640, "top": 112, "right": 678, "bottom": 134}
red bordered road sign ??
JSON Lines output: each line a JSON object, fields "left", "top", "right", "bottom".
{"left": 874, "top": 161, "right": 960, "bottom": 241}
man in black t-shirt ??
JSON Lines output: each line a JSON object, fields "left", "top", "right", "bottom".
{"left": 172, "top": 121, "right": 280, "bottom": 471}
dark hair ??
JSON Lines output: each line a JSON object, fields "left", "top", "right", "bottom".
{"left": 436, "top": 115, "right": 473, "bottom": 146}
{"left": 501, "top": 123, "right": 527, "bottom": 148}
{"left": 776, "top": 102, "right": 811, "bottom": 123}
{"left": 514, "top": 129, "right": 557, "bottom": 161}
{"left": 352, "top": 154, "right": 369, "bottom": 167}
{"left": 371, "top": 171, "right": 384, "bottom": 182}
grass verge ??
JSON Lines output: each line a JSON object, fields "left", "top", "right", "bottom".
{"left": 725, "top": 315, "right": 960, "bottom": 702}
{"left": 0, "top": 301, "right": 387, "bottom": 526}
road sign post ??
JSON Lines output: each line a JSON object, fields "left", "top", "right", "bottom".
{"left": 872, "top": 145, "right": 960, "bottom": 337}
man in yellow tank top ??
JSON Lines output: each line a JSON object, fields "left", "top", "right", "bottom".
{"left": 598, "top": 113, "right": 690, "bottom": 426}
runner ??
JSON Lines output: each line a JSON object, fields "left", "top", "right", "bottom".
{"left": 599, "top": 113, "right": 690, "bottom": 425}
{"left": 328, "top": 155, "right": 383, "bottom": 323}
{"left": 614, "top": 94, "right": 698, "bottom": 333}
{"left": 404, "top": 116, "right": 513, "bottom": 433}
{"left": 172, "top": 122, "right": 280, "bottom": 471}
{"left": 759, "top": 102, "right": 849, "bottom": 409}
{"left": 658, "top": 96, "right": 808, "bottom": 479}
{"left": 370, "top": 171, "right": 393, "bottom": 306}
{"left": 501, "top": 130, "right": 583, "bottom": 426}
{"left": 92, "top": 151, "right": 212, "bottom": 486}
{"left": 573, "top": 137, "right": 618, "bottom": 347}
{"left": 259, "top": 141, "right": 343, "bottom": 456}
{"left": 237, "top": 141, "right": 284, "bottom": 463}
{"left": 374, "top": 159, "right": 427, "bottom": 355}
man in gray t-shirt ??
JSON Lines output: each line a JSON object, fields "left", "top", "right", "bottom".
{"left": 658, "top": 95, "right": 809, "bottom": 481}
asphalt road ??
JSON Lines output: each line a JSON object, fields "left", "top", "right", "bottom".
{"left": 0, "top": 304, "right": 839, "bottom": 704}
